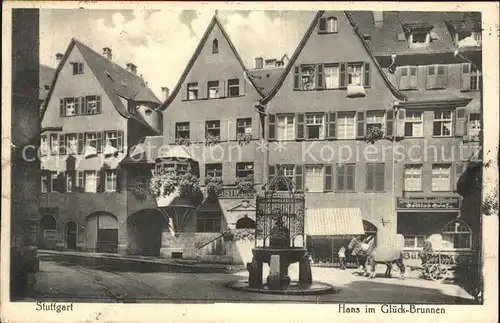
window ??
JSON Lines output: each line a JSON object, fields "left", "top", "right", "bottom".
{"left": 212, "top": 39, "right": 218, "bottom": 53}
{"left": 432, "top": 164, "right": 451, "bottom": 191}
{"left": 404, "top": 235, "right": 425, "bottom": 249}
{"left": 470, "top": 66, "right": 481, "bottom": 91}
{"left": 236, "top": 118, "right": 252, "bottom": 135}
{"left": 347, "top": 63, "right": 363, "bottom": 85}
{"left": 468, "top": 113, "right": 481, "bottom": 137}
{"left": 461, "top": 63, "right": 482, "bottom": 91}
{"left": 66, "top": 133, "right": 78, "bottom": 155}
{"left": 398, "top": 66, "right": 418, "bottom": 90}
{"left": 337, "top": 164, "right": 355, "bottom": 191}
{"left": 50, "top": 173, "right": 59, "bottom": 192}
{"left": 207, "top": 81, "right": 219, "bottom": 99}
{"left": 236, "top": 162, "right": 254, "bottom": 179}
{"left": 177, "top": 164, "right": 189, "bottom": 176}
{"left": 412, "top": 32, "right": 428, "bottom": 44}
{"left": 366, "top": 163, "right": 385, "bottom": 191}
{"left": 305, "top": 165, "right": 324, "bottom": 192}
{"left": 72, "top": 62, "right": 84, "bottom": 75}
{"left": 206, "top": 163, "right": 222, "bottom": 178}
{"left": 86, "top": 133, "right": 97, "bottom": 149}
{"left": 196, "top": 212, "right": 221, "bottom": 232}
{"left": 206, "top": 120, "right": 220, "bottom": 139}
{"left": 76, "top": 171, "right": 85, "bottom": 190}
{"left": 50, "top": 134, "right": 59, "bottom": 155}
{"left": 41, "top": 135, "right": 49, "bottom": 155}
{"left": 300, "top": 65, "right": 316, "bottom": 90}
{"left": 276, "top": 165, "right": 295, "bottom": 191}
{"left": 404, "top": 111, "right": 423, "bottom": 137}
{"left": 41, "top": 173, "right": 49, "bottom": 193}
{"left": 318, "top": 16, "right": 338, "bottom": 33}
{"left": 433, "top": 110, "right": 452, "bottom": 137}
{"left": 84, "top": 170, "right": 98, "bottom": 193}
{"left": 442, "top": 220, "right": 472, "bottom": 250}
{"left": 105, "top": 170, "right": 117, "bottom": 192}
{"left": 105, "top": 131, "right": 118, "bottom": 149}
{"left": 84, "top": 95, "right": 100, "bottom": 115}
{"left": 324, "top": 64, "right": 339, "bottom": 89}
{"left": 227, "top": 79, "right": 240, "bottom": 97}
{"left": 337, "top": 112, "right": 356, "bottom": 139}
{"left": 187, "top": 83, "right": 198, "bottom": 100}
{"left": 366, "top": 111, "right": 385, "bottom": 133}
{"left": 427, "top": 65, "right": 447, "bottom": 89}
{"left": 404, "top": 165, "right": 422, "bottom": 191}
{"left": 277, "top": 115, "right": 295, "bottom": 141}
{"left": 64, "top": 98, "right": 76, "bottom": 116}
{"left": 305, "top": 114, "right": 324, "bottom": 139}
{"left": 176, "top": 122, "right": 190, "bottom": 140}
{"left": 66, "top": 172, "right": 73, "bottom": 192}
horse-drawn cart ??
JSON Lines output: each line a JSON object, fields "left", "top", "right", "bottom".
{"left": 414, "top": 251, "right": 457, "bottom": 281}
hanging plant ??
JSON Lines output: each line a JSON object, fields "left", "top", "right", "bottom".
{"left": 205, "top": 176, "right": 223, "bottom": 197}
{"left": 205, "top": 134, "right": 220, "bottom": 146}
{"left": 149, "top": 171, "right": 203, "bottom": 205}
{"left": 175, "top": 137, "right": 192, "bottom": 146}
{"left": 129, "top": 177, "right": 150, "bottom": 199}
{"left": 236, "top": 132, "right": 252, "bottom": 146}
{"left": 236, "top": 174, "right": 254, "bottom": 195}
{"left": 365, "top": 125, "right": 385, "bottom": 144}
{"left": 224, "top": 228, "right": 255, "bottom": 242}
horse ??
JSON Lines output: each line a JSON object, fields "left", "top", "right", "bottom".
{"left": 347, "top": 235, "right": 406, "bottom": 279}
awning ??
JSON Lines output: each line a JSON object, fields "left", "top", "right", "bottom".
{"left": 305, "top": 208, "right": 365, "bottom": 236}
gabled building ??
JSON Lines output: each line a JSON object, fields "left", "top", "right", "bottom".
{"left": 39, "top": 64, "right": 56, "bottom": 113}
{"left": 39, "top": 38, "right": 162, "bottom": 254}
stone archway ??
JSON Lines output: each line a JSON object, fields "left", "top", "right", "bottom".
{"left": 127, "top": 209, "right": 167, "bottom": 257}
{"left": 64, "top": 221, "right": 78, "bottom": 250}
{"left": 39, "top": 214, "right": 57, "bottom": 249}
{"left": 85, "top": 212, "right": 119, "bottom": 253}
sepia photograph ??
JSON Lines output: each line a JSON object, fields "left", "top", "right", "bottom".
{"left": 2, "top": 2, "right": 498, "bottom": 322}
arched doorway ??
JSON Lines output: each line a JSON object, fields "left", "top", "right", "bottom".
{"left": 235, "top": 216, "right": 256, "bottom": 229}
{"left": 127, "top": 209, "right": 167, "bottom": 256}
{"left": 65, "top": 221, "right": 78, "bottom": 250}
{"left": 85, "top": 212, "right": 119, "bottom": 253}
{"left": 39, "top": 214, "right": 57, "bottom": 249}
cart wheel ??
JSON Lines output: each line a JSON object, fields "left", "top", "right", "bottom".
{"left": 428, "top": 264, "right": 442, "bottom": 281}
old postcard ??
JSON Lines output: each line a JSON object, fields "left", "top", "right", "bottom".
{"left": 1, "top": 1, "right": 498, "bottom": 323}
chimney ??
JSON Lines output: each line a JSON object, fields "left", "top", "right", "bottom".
{"left": 161, "top": 87, "right": 170, "bottom": 101}
{"left": 373, "top": 11, "right": 384, "bottom": 27}
{"left": 126, "top": 63, "right": 137, "bottom": 75}
{"left": 55, "top": 53, "right": 63, "bottom": 68}
{"left": 102, "top": 47, "right": 112, "bottom": 60}
{"left": 255, "top": 57, "right": 263, "bottom": 69}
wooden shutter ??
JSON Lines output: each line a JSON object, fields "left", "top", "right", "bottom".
{"left": 115, "top": 167, "right": 122, "bottom": 192}
{"left": 74, "top": 97, "right": 80, "bottom": 115}
{"left": 293, "top": 66, "right": 300, "bottom": 90}
{"left": 395, "top": 108, "right": 406, "bottom": 137}
{"left": 409, "top": 66, "right": 418, "bottom": 89}
{"left": 356, "top": 111, "right": 365, "bottom": 138}
{"left": 399, "top": 66, "right": 410, "bottom": 90}
{"left": 294, "top": 165, "right": 304, "bottom": 191}
{"left": 77, "top": 133, "right": 85, "bottom": 153}
{"left": 363, "top": 62, "right": 371, "bottom": 87}
{"left": 326, "top": 112, "right": 336, "bottom": 139}
{"left": 60, "top": 99, "right": 65, "bottom": 117}
{"left": 339, "top": 63, "right": 347, "bottom": 88}
{"left": 337, "top": 164, "right": 345, "bottom": 190}
{"left": 219, "top": 80, "right": 226, "bottom": 98}
{"left": 296, "top": 113, "right": 305, "bottom": 140}
{"left": 318, "top": 18, "right": 326, "bottom": 32}
{"left": 461, "top": 63, "right": 471, "bottom": 91}
{"left": 366, "top": 164, "right": 374, "bottom": 191}
{"left": 96, "top": 96, "right": 102, "bottom": 114}
{"left": 426, "top": 65, "right": 436, "bottom": 89}
{"left": 117, "top": 131, "right": 124, "bottom": 152}
{"left": 436, "top": 65, "right": 447, "bottom": 88}
{"left": 79, "top": 97, "right": 86, "bottom": 115}
{"left": 96, "top": 132, "right": 103, "bottom": 153}
{"left": 316, "top": 64, "right": 324, "bottom": 89}
{"left": 268, "top": 165, "right": 276, "bottom": 182}
{"left": 386, "top": 110, "right": 394, "bottom": 137}
{"left": 220, "top": 119, "right": 228, "bottom": 141}
{"left": 455, "top": 107, "right": 466, "bottom": 137}
{"left": 346, "top": 164, "right": 355, "bottom": 191}
{"left": 324, "top": 165, "right": 333, "bottom": 192}
{"left": 268, "top": 114, "right": 276, "bottom": 141}
{"left": 375, "top": 163, "right": 385, "bottom": 191}
{"left": 97, "top": 169, "right": 104, "bottom": 193}
{"left": 59, "top": 134, "right": 66, "bottom": 155}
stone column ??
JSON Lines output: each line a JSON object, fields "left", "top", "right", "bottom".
{"left": 299, "top": 255, "right": 312, "bottom": 284}
{"left": 267, "top": 254, "right": 281, "bottom": 290}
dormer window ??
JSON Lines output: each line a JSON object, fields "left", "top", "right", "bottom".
{"left": 412, "top": 31, "right": 428, "bottom": 44}
{"left": 403, "top": 22, "right": 433, "bottom": 48}
{"left": 318, "top": 16, "right": 338, "bottom": 34}
{"left": 212, "top": 39, "right": 218, "bottom": 54}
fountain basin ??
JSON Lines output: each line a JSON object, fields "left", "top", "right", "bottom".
{"left": 252, "top": 247, "right": 307, "bottom": 265}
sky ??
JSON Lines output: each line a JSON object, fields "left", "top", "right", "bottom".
{"left": 40, "top": 9, "right": 316, "bottom": 99}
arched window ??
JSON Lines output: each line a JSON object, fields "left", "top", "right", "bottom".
{"left": 212, "top": 39, "right": 218, "bottom": 53}
{"left": 442, "top": 220, "right": 472, "bottom": 250}
{"left": 326, "top": 17, "right": 338, "bottom": 33}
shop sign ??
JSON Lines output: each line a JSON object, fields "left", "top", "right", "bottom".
{"left": 396, "top": 197, "right": 460, "bottom": 210}
{"left": 220, "top": 187, "right": 254, "bottom": 199}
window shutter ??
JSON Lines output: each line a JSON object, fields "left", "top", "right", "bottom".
{"left": 346, "top": 164, "right": 355, "bottom": 191}
{"left": 337, "top": 164, "right": 345, "bottom": 191}
{"left": 74, "top": 97, "right": 80, "bottom": 115}
{"left": 375, "top": 164, "right": 385, "bottom": 191}
{"left": 268, "top": 114, "right": 276, "bottom": 141}
{"left": 324, "top": 165, "right": 333, "bottom": 192}
{"left": 294, "top": 165, "right": 303, "bottom": 191}
{"left": 399, "top": 66, "right": 410, "bottom": 90}
{"left": 268, "top": 165, "right": 276, "bottom": 181}
{"left": 356, "top": 111, "right": 365, "bottom": 138}
{"left": 385, "top": 110, "right": 394, "bottom": 137}
{"left": 59, "top": 172, "right": 66, "bottom": 193}
{"left": 363, "top": 62, "right": 371, "bottom": 87}
{"left": 220, "top": 119, "right": 229, "bottom": 141}
{"left": 436, "top": 65, "right": 447, "bottom": 88}
{"left": 318, "top": 18, "right": 326, "bottom": 32}
{"left": 96, "top": 131, "right": 103, "bottom": 153}
{"left": 117, "top": 131, "right": 124, "bottom": 152}
{"left": 461, "top": 63, "right": 471, "bottom": 91}
{"left": 396, "top": 108, "right": 406, "bottom": 137}
{"left": 97, "top": 169, "right": 104, "bottom": 193}
{"left": 116, "top": 167, "right": 122, "bottom": 192}
{"left": 96, "top": 96, "right": 102, "bottom": 114}
{"left": 77, "top": 132, "right": 85, "bottom": 153}
{"left": 409, "top": 66, "right": 418, "bottom": 89}
{"left": 60, "top": 99, "right": 64, "bottom": 117}
{"left": 339, "top": 63, "right": 347, "bottom": 88}
{"left": 316, "top": 64, "right": 324, "bottom": 89}
{"left": 219, "top": 80, "right": 226, "bottom": 98}
{"left": 79, "top": 97, "right": 86, "bottom": 115}
{"left": 59, "top": 134, "right": 66, "bottom": 155}
{"left": 296, "top": 113, "right": 305, "bottom": 140}
{"left": 293, "top": 66, "right": 300, "bottom": 90}
{"left": 366, "top": 164, "right": 374, "bottom": 191}
{"left": 426, "top": 65, "right": 436, "bottom": 89}
{"left": 454, "top": 107, "right": 466, "bottom": 137}
{"left": 326, "top": 112, "right": 336, "bottom": 139}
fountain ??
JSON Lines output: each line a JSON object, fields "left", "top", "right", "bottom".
{"left": 227, "top": 172, "right": 335, "bottom": 294}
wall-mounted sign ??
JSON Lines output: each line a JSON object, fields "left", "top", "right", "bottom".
{"left": 219, "top": 187, "right": 254, "bottom": 199}
{"left": 396, "top": 197, "right": 461, "bottom": 210}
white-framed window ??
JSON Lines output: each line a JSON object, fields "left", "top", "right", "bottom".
{"left": 300, "top": 65, "right": 316, "bottom": 90}
{"left": 72, "top": 62, "right": 84, "bottom": 75}
{"left": 236, "top": 118, "right": 252, "bottom": 135}
{"left": 347, "top": 63, "right": 363, "bottom": 85}
{"left": 205, "top": 163, "right": 223, "bottom": 178}
{"left": 41, "top": 173, "right": 49, "bottom": 193}
{"left": 404, "top": 111, "right": 423, "bottom": 137}
{"left": 236, "top": 162, "right": 254, "bottom": 179}
{"left": 206, "top": 120, "right": 220, "bottom": 138}
{"left": 337, "top": 112, "right": 356, "bottom": 139}
{"left": 66, "top": 173, "right": 73, "bottom": 192}
{"left": 84, "top": 170, "right": 98, "bottom": 193}
{"left": 207, "top": 81, "right": 219, "bottom": 99}
{"left": 177, "top": 163, "right": 189, "bottom": 176}
{"left": 470, "top": 65, "right": 481, "bottom": 91}
{"left": 403, "top": 235, "right": 426, "bottom": 249}
{"left": 366, "top": 111, "right": 385, "bottom": 133}
{"left": 277, "top": 115, "right": 295, "bottom": 141}
{"left": 326, "top": 17, "right": 338, "bottom": 33}
{"left": 65, "top": 98, "right": 76, "bottom": 116}
{"left": 105, "top": 131, "right": 118, "bottom": 149}
{"left": 305, "top": 165, "right": 324, "bottom": 193}
{"left": 305, "top": 114, "right": 324, "bottom": 139}
{"left": 105, "top": 170, "right": 117, "bottom": 192}
{"left": 187, "top": 83, "right": 198, "bottom": 100}
{"left": 404, "top": 164, "right": 422, "bottom": 191}
{"left": 432, "top": 164, "right": 451, "bottom": 191}
{"left": 85, "top": 96, "right": 99, "bottom": 115}
{"left": 324, "top": 64, "right": 339, "bottom": 89}
{"left": 50, "top": 134, "right": 59, "bottom": 155}
{"left": 433, "top": 110, "right": 452, "bottom": 137}
{"left": 66, "top": 134, "right": 78, "bottom": 155}
{"left": 468, "top": 113, "right": 481, "bottom": 137}
{"left": 276, "top": 165, "right": 295, "bottom": 191}
{"left": 86, "top": 133, "right": 97, "bottom": 148}
{"left": 76, "top": 171, "right": 85, "bottom": 190}
{"left": 50, "top": 172, "right": 59, "bottom": 192}
{"left": 41, "top": 135, "right": 49, "bottom": 155}
{"left": 442, "top": 220, "right": 472, "bottom": 250}
{"left": 227, "top": 79, "right": 240, "bottom": 97}
{"left": 176, "top": 122, "right": 190, "bottom": 140}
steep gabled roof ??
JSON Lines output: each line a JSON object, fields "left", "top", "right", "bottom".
{"left": 39, "top": 64, "right": 56, "bottom": 102}
{"left": 41, "top": 38, "right": 160, "bottom": 134}
{"left": 159, "top": 14, "right": 265, "bottom": 111}
{"left": 245, "top": 67, "right": 285, "bottom": 96}
{"left": 261, "top": 11, "right": 407, "bottom": 105}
